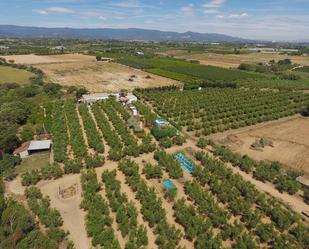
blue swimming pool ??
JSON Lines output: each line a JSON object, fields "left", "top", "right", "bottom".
{"left": 163, "top": 179, "right": 176, "bottom": 190}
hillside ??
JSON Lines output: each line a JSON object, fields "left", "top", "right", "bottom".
{"left": 0, "top": 25, "right": 248, "bottom": 42}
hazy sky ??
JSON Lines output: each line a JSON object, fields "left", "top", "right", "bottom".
{"left": 0, "top": 0, "right": 309, "bottom": 41}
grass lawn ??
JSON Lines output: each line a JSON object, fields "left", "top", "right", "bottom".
{"left": 0, "top": 66, "right": 33, "bottom": 84}
{"left": 16, "top": 153, "right": 50, "bottom": 174}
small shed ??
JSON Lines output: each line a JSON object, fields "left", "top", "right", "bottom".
{"left": 28, "top": 140, "right": 51, "bottom": 154}
{"left": 13, "top": 142, "right": 30, "bottom": 158}
{"left": 296, "top": 176, "right": 309, "bottom": 188}
{"left": 154, "top": 119, "right": 169, "bottom": 128}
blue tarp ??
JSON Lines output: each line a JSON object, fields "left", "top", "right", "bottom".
{"left": 175, "top": 152, "right": 195, "bottom": 173}
{"left": 163, "top": 179, "right": 176, "bottom": 190}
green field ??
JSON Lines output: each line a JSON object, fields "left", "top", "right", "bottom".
{"left": 0, "top": 66, "right": 33, "bottom": 84}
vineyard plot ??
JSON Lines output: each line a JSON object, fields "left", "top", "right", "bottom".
{"left": 136, "top": 88, "right": 309, "bottom": 137}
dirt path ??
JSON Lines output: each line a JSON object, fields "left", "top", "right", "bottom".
{"left": 37, "top": 174, "right": 91, "bottom": 249}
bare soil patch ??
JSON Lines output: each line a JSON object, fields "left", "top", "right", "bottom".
{"left": 1, "top": 53, "right": 94, "bottom": 65}
{"left": 1, "top": 54, "right": 179, "bottom": 92}
{"left": 37, "top": 61, "right": 179, "bottom": 92}
{"left": 163, "top": 51, "right": 309, "bottom": 68}
{"left": 213, "top": 116, "right": 309, "bottom": 177}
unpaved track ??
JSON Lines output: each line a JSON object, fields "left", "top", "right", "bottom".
{"left": 37, "top": 174, "right": 91, "bottom": 249}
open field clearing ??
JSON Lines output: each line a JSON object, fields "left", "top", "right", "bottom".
{"left": 0, "top": 65, "right": 33, "bottom": 84}
{"left": 36, "top": 61, "right": 179, "bottom": 92}
{"left": 1, "top": 53, "right": 95, "bottom": 65}
{"left": 161, "top": 50, "right": 309, "bottom": 68}
{"left": 15, "top": 153, "right": 50, "bottom": 174}
{"left": 0, "top": 54, "right": 180, "bottom": 91}
{"left": 212, "top": 116, "right": 309, "bottom": 177}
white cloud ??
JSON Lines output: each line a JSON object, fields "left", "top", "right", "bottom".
{"left": 181, "top": 4, "right": 195, "bottom": 17}
{"left": 46, "top": 7, "right": 74, "bottom": 14}
{"left": 204, "top": 9, "right": 219, "bottom": 14}
{"left": 33, "top": 7, "right": 74, "bottom": 15}
{"left": 33, "top": 9, "right": 48, "bottom": 15}
{"left": 203, "top": 0, "right": 226, "bottom": 9}
{"left": 216, "top": 12, "right": 249, "bottom": 19}
{"left": 229, "top": 12, "right": 248, "bottom": 18}
{"left": 98, "top": 16, "right": 107, "bottom": 21}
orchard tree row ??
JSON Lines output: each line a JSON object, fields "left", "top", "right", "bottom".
{"left": 154, "top": 150, "right": 183, "bottom": 179}
{"left": 64, "top": 100, "right": 88, "bottom": 159}
{"left": 80, "top": 170, "right": 121, "bottom": 248}
{"left": 101, "top": 100, "right": 140, "bottom": 156}
{"left": 212, "top": 145, "right": 304, "bottom": 197}
{"left": 137, "top": 88, "right": 308, "bottom": 136}
{"left": 102, "top": 170, "right": 148, "bottom": 248}
{"left": 0, "top": 178, "right": 73, "bottom": 249}
{"left": 194, "top": 151, "right": 309, "bottom": 248}
{"left": 118, "top": 159, "right": 183, "bottom": 249}
{"left": 99, "top": 98, "right": 156, "bottom": 158}
{"left": 78, "top": 104, "right": 104, "bottom": 153}
{"left": 52, "top": 101, "right": 69, "bottom": 163}
{"left": 25, "top": 186, "right": 63, "bottom": 228}
{"left": 91, "top": 102, "right": 123, "bottom": 161}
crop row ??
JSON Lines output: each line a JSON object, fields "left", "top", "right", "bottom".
{"left": 194, "top": 151, "right": 308, "bottom": 248}
{"left": 78, "top": 104, "right": 104, "bottom": 153}
{"left": 80, "top": 170, "right": 121, "bottom": 248}
{"left": 64, "top": 100, "right": 88, "bottom": 159}
{"left": 118, "top": 159, "right": 183, "bottom": 249}
{"left": 91, "top": 102, "right": 123, "bottom": 161}
{"left": 51, "top": 101, "right": 68, "bottom": 163}
{"left": 138, "top": 88, "right": 308, "bottom": 136}
{"left": 102, "top": 170, "right": 149, "bottom": 248}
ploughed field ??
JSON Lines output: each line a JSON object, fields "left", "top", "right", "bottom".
{"left": 161, "top": 50, "right": 309, "bottom": 68}
{"left": 1, "top": 54, "right": 179, "bottom": 91}
{"left": 5, "top": 90, "right": 309, "bottom": 249}
{"left": 212, "top": 116, "right": 309, "bottom": 178}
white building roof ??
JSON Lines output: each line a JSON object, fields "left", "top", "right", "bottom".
{"left": 82, "top": 93, "right": 110, "bottom": 101}
{"left": 28, "top": 140, "right": 51, "bottom": 151}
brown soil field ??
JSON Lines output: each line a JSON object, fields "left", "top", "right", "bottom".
{"left": 1, "top": 53, "right": 94, "bottom": 65}
{"left": 162, "top": 50, "right": 309, "bottom": 68}
{"left": 212, "top": 116, "right": 309, "bottom": 177}
{"left": 1, "top": 54, "right": 180, "bottom": 92}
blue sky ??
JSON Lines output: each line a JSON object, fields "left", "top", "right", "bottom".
{"left": 0, "top": 0, "right": 309, "bottom": 41}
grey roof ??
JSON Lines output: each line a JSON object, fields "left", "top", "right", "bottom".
{"left": 28, "top": 140, "right": 51, "bottom": 151}
{"left": 296, "top": 176, "right": 309, "bottom": 187}
{"left": 82, "top": 93, "right": 120, "bottom": 101}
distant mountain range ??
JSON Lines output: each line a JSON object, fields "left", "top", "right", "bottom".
{"left": 0, "top": 25, "right": 250, "bottom": 42}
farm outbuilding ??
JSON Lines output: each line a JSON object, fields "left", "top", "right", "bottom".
{"left": 13, "top": 142, "right": 30, "bottom": 158}
{"left": 154, "top": 119, "right": 169, "bottom": 128}
{"left": 296, "top": 176, "right": 309, "bottom": 188}
{"left": 13, "top": 140, "right": 51, "bottom": 158}
{"left": 81, "top": 93, "right": 111, "bottom": 104}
